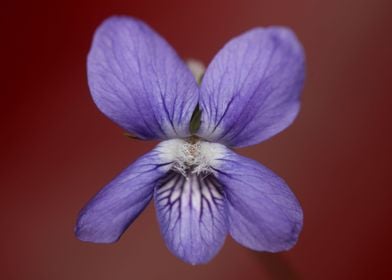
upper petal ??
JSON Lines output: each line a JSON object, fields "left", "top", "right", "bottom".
{"left": 197, "top": 27, "right": 305, "bottom": 147}
{"left": 88, "top": 16, "right": 199, "bottom": 139}
{"left": 75, "top": 144, "right": 173, "bottom": 243}
{"left": 215, "top": 149, "right": 303, "bottom": 252}
{"left": 154, "top": 172, "right": 228, "bottom": 264}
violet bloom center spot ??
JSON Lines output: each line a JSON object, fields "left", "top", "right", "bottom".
{"left": 158, "top": 138, "right": 226, "bottom": 178}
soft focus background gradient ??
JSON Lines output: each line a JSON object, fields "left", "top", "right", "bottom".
{"left": 2, "top": 0, "right": 392, "bottom": 279}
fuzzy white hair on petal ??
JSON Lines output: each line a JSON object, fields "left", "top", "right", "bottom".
{"left": 158, "top": 138, "right": 226, "bottom": 177}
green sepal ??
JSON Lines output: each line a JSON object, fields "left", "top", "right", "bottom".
{"left": 189, "top": 104, "right": 201, "bottom": 134}
{"left": 123, "top": 132, "right": 143, "bottom": 140}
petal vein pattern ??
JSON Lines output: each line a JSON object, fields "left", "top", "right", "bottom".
{"left": 87, "top": 16, "right": 199, "bottom": 140}
{"left": 155, "top": 172, "right": 228, "bottom": 264}
{"left": 197, "top": 27, "right": 305, "bottom": 147}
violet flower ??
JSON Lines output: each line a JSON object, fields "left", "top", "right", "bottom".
{"left": 75, "top": 16, "right": 305, "bottom": 265}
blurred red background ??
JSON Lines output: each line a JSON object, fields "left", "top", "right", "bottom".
{"left": 2, "top": 0, "right": 392, "bottom": 279}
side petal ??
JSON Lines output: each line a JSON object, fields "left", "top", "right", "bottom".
{"left": 154, "top": 172, "right": 228, "bottom": 264}
{"left": 88, "top": 16, "right": 199, "bottom": 139}
{"left": 215, "top": 149, "right": 303, "bottom": 252}
{"left": 75, "top": 145, "right": 173, "bottom": 243}
{"left": 198, "top": 27, "right": 305, "bottom": 147}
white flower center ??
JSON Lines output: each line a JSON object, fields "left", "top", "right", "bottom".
{"left": 158, "top": 138, "right": 226, "bottom": 177}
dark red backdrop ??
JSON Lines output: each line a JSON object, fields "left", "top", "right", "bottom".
{"left": 2, "top": 0, "right": 392, "bottom": 279}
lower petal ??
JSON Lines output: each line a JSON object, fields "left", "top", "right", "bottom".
{"left": 154, "top": 172, "right": 228, "bottom": 264}
{"left": 75, "top": 146, "right": 173, "bottom": 243}
{"left": 215, "top": 150, "right": 303, "bottom": 252}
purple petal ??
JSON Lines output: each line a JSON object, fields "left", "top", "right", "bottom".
{"left": 215, "top": 149, "right": 303, "bottom": 252}
{"left": 154, "top": 172, "right": 228, "bottom": 264}
{"left": 75, "top": 146, "right": 173, "bottom": 243}
{"left": 88, "top": 16, "right": 199, "bottom": 139}
{"left": 197, "top": 27, "right": 305, "bottom": 147}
